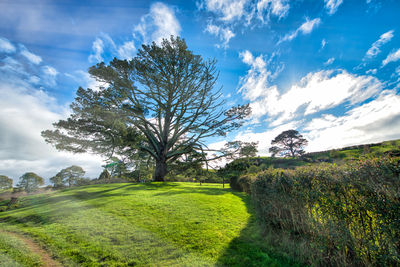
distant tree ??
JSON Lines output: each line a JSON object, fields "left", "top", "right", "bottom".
{"left": 239, "top": 142, "right": 258, "bottom": 158}
{"left": 51, "top": 166, "right": 86, "bottom": 187}
{"left": 0, "top": 175, "right": 13, "bottom": 190}
{"left": 49, "top": 173, "right": 64, "bottom": 188}
{"left": 17, "top": 172, "right": 44, "bottom": 193}
{"left": 269, "top": 130, "right": 308, "bottom": 157}
{"left": 42, "top": 36, "right": 250, "bottom": 182}
{"left": 98, "top": 169, "right": 111, "bottom": 180}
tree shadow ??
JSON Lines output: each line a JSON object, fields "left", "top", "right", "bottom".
{"left": 215, "top": 193, "right": 301, "bottom": 267}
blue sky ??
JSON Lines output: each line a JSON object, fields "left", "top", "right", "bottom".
{"left": 1, "top": 0, "right": 400, "bottom": 182}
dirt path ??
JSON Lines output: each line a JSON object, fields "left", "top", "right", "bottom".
{"left": 1, "top": 231, "right": 62, "bottom": 267}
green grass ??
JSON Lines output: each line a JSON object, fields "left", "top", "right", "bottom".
{"left": 0, "top": 182, "right": 297, "bottom": 266}
{"left": 0, "top": 231, "right": 42, "bottom": 267}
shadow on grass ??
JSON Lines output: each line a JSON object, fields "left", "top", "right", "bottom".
{"left": 1, "top": 182, "right": 301, "bottom": 266}
{"left": 215, "top": 193, "right": 301, "bottom": 267}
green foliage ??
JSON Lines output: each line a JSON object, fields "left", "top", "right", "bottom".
{"left": 16, "top": 172, "right": 44, "bottom": 193}
{"left": 239, "top": 142, "right": 258, "bottom": 158}
{"left": 0, "top": 175, "right": 13, "bottom": 190}
{"left": 42, "top": 36, "right": 250, "bottom": 181}
{"left": 269, "top": 129, "right": 308, "bottom": 157}
{"left": 98, "top": 169, "right": 111, "bottom": 180}
{"left": 50, "top": 165, "right": 86, "bottom": 188}
{"left": 251, "top": 157, "right": 400, "bottom": 266}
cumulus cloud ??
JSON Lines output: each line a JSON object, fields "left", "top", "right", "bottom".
{"left": 256, "top": 0, "right": 290, "bottom": 22}
{"left": 238, "top": 50, "right": 284, "bottom": 101}
{"left": 324, "top": 0, "right": 344, "bottom": 15}
{"left": 279, "top": 17, "right": 321, "bottom": 43}
{"left": 118, "top": 41, "right": 136, "bottom": 60}
{"left": 305, "top": 90, "right": 400, "bottom": 151}
{"left": 229, "top": 89, "right": 400, "bottom": 157}
{"left": 239, "top": 61, "right": 382, "bottom": 126}
{"left": 0, "top": 79, "right": 104, "bottom": 183}
{"left": 364, "top": 30, "right": 394, "bottom": 60}
{"left": 0, "top": 37, "right": 16, "bottom": 53}
{"left": 88, "top": 38, "right": 105, "bottom": 63}
{"left": 381, "top": 48, "right": 400, "bottom": 67}
{"left": 19, "top": 45, "right": 42, "bottom": 64}
{"left": 134, "top": 2, "right": 181, "bottom": 44}
{"left": 205, "top": 23, "right": 235, "bottom": 48}
{"left": 0, "top": 40, "right": 104, "bottom": 184}
{"left": 200, "top": 0, "right": 249, "bottom": 23}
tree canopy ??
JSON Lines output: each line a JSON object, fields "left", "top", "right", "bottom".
{"left": 17, "top": 172, "right": 44, "bottom": 193}
{"left": 42, "top": 36, "right": 250, "bottom": 181}
{"left": 269, "top": 130, "right": 308, "bottom": 157}
{"left": 50, "top": 165, "right": 86, "bottom": 188}
{"left": 0, "top": 175, "right": 13, "bottom": 190}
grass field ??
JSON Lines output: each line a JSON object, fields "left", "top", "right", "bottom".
{"left": 0, "top": 182, "right": 298, "bottom": 266}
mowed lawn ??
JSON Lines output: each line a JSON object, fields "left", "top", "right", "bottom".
{"left": 0, "top": 182, "right": 296, "bottom": 266}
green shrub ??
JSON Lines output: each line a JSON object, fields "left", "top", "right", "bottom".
{"left": 251, "top": 157, "right": 400, "bottom": 266}
{"left": 237, "top": 174, "right": 257, "bottom": 194}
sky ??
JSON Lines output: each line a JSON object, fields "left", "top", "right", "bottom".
{"left": 1, "top": 0, "right": 400, "bottom": 183}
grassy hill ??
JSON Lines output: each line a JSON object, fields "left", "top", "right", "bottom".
{"left": 222, "top": 139, "right": 400, "bottom": 173}
{"left": 0, "top": 182, "right": 298, "bottom": 267}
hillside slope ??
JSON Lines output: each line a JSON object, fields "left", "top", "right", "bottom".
{"left": 0, "top": 183, "right": 297, "bottom": 267}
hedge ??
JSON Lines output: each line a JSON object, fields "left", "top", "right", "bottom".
{"left": 250, "top": 157, "right": 400, "bottom": 266}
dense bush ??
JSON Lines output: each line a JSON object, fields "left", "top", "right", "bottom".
{"left": 251, "top": 157, "right": 400, "bottom": 266}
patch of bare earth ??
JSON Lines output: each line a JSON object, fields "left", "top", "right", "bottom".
{"left": 1, "top": 231, "right": 62, "bottom": 267}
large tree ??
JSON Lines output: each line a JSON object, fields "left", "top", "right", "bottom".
{"left": 0, "top": 175, "right": 13, "bottom": 190}
{"left": 269, "top": 129, "right": 308, "bottom": 157}
{"left": 42, "top": 36, "right": 250, "bottom": 181}
{"left": 50, "top": 165, "right": 86, "bottom": 188}
{"left": 17, "top": 172, "right": 44, "bottom": 193}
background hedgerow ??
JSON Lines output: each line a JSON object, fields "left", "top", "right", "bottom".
{"left": 250, "top": 157, "right": 400, "bottom": 266}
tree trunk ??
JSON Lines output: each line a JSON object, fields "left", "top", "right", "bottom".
{"left": 154, "top": 159, "right": 167, "bottom": 181}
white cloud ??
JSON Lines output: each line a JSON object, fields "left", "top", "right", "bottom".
{"left": 118, "top": 41, "right": 136, "bottom": 60}
{"left": 229, "top": 89, "right": 400, "bottom": 157}
{"left": 364, "top": 30, "right": 394, "bottom": 59}
{"left": 234, "top": 121, "right": 300, "bottom": 155}
{"left": 200, "top": 0, "right": 291, "bottom": 47}
{"left": 324, "top": 0, "right": 344, "bottom": 15}
{"left": 366, "top": 68, "right": 377, "bottom": 75}
{"left": 65, "top": 70, "right": 108, "bottom": 91}
{"left": 321, "top": 39, "right": 327, "bottom": 49}
{"left": 0, "top": 37, "right": 16, "bottom": 53}
{"left": 41, "top": 66, "right": 58, "bottom": 87}
{"left": 239, "top": 66, "right": 382, "bottom": 126}
{"left": 19, "top": 45, "right": 42, "bottom": 65}
{"left": 0, "top": 80, "right": 103, "bottom": 183}
{"left": 238, "top": 50, "right": 284, "bottom": 101}
{"left": 0, "top": 45, "right": 104, "bottom": 183}
{"left": 279, "top": 17, "right": 321, "bottom": 43}
{"left": 382, "top": 48, "right": 400, "bottom": 67}
{"left": 256, "top": 0, "right": 290, "bottom": 22}
{"left": 305, "top": 90, "right": 400, "bottom": 151}
{"left": 134, "top": 2, "right": 181, "bottom": 45}
{"left": 88, "top": 38, "right": 105, "bottom": 63}
{"left": 324, "top": 57, "right": 335, "bottom": 65}
{"left": 202, "top": 0, "right": 249, "bottom": 22}
{"left": 205, "top": 23, "right": 235, "bottom": 48}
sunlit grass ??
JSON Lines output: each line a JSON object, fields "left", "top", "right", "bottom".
{"left": 0, "top": 182, "right": 296, "bottom": 266}
{"left": 0, "top": 231, "right": 42, "bottom": 267}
